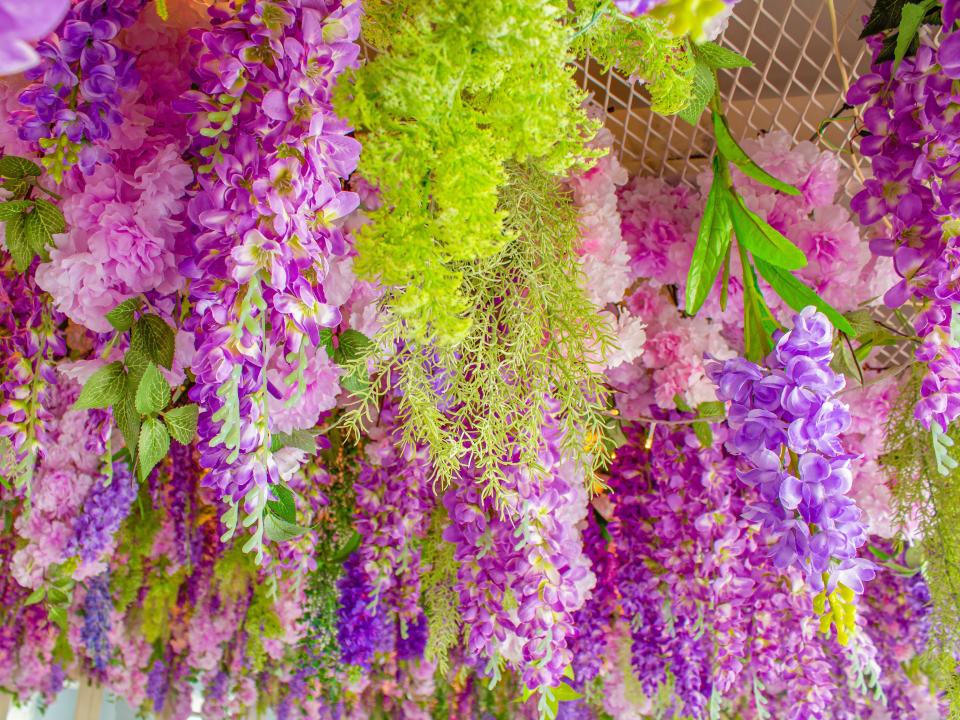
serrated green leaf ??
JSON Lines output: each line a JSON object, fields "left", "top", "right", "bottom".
{"left": 29, "top": 198, "right": 65, "bottom": 234}
{"left": 23, "top": 207, "right": 56, "bottom": 260}
{"left": 677, "top": 61, "right": 715, "bottom": 125}
{"left": 694, "top": 42, "right": 753, "bottom": 69}
{"left": 729, "top": 197, "right": 807, "bottom": 271}
{"left": 135, "top": 364, "right": 171, "bottom": 416}
{"left": 712, "top": 112, "right": 801, "bottom": 196}
{"left": 685, "top": 164, "right": 733, "bottom": 314}
{"left": 73, "top": 362, "right": 126, "bottom": 410}
{"left": 895, "top": 3, "right": 929, "bottom": 69}
{"left": 697, "top": 401, "right": 726, "bottom": 419}
{"left": 270, "top": 429, "right": 317, "bottom": 454}
{"left": 138, "top": 417, "right": 170, "bottom": 481}
{"left": 693, "top": 420, "right": 713, "bottom": 448}
{"left": 753, "top": 257, "right": 854, "bottom": 335}
{"left": 267, "top": 484, "right": 297, "bottom": 524}
{"left": 106, "top": 297, "right": 142, "bottom": 332}
{"left": 4, "top": 211, "right": 31, "bottom": 272}
{"left": 319, "top": 327, "right": 335, "bottom": 357}
{"left": 131, "top": 315, "right": 175, "bottom": 369}
{"left": 124, "top": 346, "right": 151, "bottom": 390}
{"left": 163, "top": 404, "right": 199, "bottom": 444}
{"left": 113, "top": 386, "right": 140, "bottom": 457}
{"left": 340, "top": 370, "right": 369, "bottom": 395}
{"left": 264, "top": 511, "right": 310, "bottom": 543}
{"left": 0, "top": 200, "right": 31, "bottom": 221}
{"left": 0, "top": 155, "right": 41, "bottom": 179}
{"left": 333, "top": 329, "right": 374, "bottom": 365}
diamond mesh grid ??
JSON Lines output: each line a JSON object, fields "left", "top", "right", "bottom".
{"left": 576, "top": 0, "right": 873, "bottom": 201}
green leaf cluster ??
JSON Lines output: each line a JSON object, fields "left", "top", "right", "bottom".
{"left": 335, "top": 0, "right": 600, "bottom": 346}
{"left": 685, "top": 108, "right": 853, "bottom": 360}
{"left": 342, "top": 163, "right": 612, "bottom": 494}
{"left": 0, "top": 156, "right": 65, "bottom": 272}
{"left": 75, "top": 303, "right": 198, "bottom": 481}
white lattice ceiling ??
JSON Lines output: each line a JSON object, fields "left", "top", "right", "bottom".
{"left": 576, "top": 0, "right": 873, "bottom": 199}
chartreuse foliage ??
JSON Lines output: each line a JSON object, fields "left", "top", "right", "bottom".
{"left": 884, "top": 366, "right": 960, "bottom": 712}
{"left": 335, "top": 0, "right": 600, "bottom": 346}
{"left": 570, "top": 0, "right": 752, "bottom": 123}
{"left": 342, "top": 163, "right": 612, "bottom": 495}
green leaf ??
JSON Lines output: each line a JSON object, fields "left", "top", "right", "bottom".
{"left": 130, "top": 315, "right": 176, "bottom": 369}
{"left": 270, "top": 429, "right": 317, "bottom": 454}
{"left": 692, "top": 421, "right": 713, "bottom": 448}
{"left": 24, "top": 587, "right": 45, "bottom": 606}
{"left": 0, "top": 155, "right": 41, "bottom": 179}
{"left": 333, "top": 329, "right": 374, "bottom": 365}
{"left": 124, "top": 346, "right": 152, "bottom": 390}
{"left": 340, "top": 369, "right": 369, "bottom": 395}
{"left": 741, "top": 260, "right": 775, "bottom": 362}
{"left": 29, "top": 198, "right": 65, "bottom": 234}
{"left": 553, "top": 682, "right": 583, "bottom": 702}
{"left": 831, "top": 335, "right": 863, "bottom": 383}
{"left": 73, "top": 362, "right": 126, "bottom": 410}
{"left": 264, "top": 511, "right": 310, "bottom": 543}
{"left": 697, "top": 401, "right": 726, "bottom": 419}
{"left": 267, "top": 484, "right": 297, "bottom": 524}
{"left": 677, "top": 61, "right": 715, "bottom": 126}
{"left": 693, "top": 42, "right": 753, "bottom": 69}
{"left": 135, "top": 364, "right": 171, "bottom": 416}
{"left": 932, "top": 424, "right": 958, "bottom": 477}
{"left": 106, "top": 297, "right": 142, "bottom": 332}
{"left": 895, "top": 3, "right": 929, "bottom": 69}
{"left": 332, "top": 530, "right": 361, "bottom": 563}
{"left": 138, "top": 417, "right": 170, "bottom": 481}
{"left": 0, "top": 200, "right": 31, "bottom": 221}
{"left": 319, "top": 327, "right": 335, "bottom": 357}
{"left": 712, "top": 112, "right": 801, "bottom": 196}
{"left": 163, "top": 404, "right": 199, "bottom": 444}
{"left": 4, "top": 211, "right": 31, "bottom": 272}
{"left": 155, "top": 0, "right": 168, "bottom": 19}
{"left": 753, "top": 257, "right": 854, "bottom": 335}
{"left": 728, "top": 196, "right": 807, "bottom": 270}
{"left": 685, "top": 165, "right": 733, "bottom": 314}
{"left": 113, "top": 386, "right": 140, "bottom": 457}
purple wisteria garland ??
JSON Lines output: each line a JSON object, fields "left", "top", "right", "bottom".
{"left": 708, "top": 307, "right": 875, "bottom": 639}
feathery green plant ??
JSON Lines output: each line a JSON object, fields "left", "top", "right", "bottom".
{"left": 883, "top": 365, "right": 960, "bottom": 714}
{"left": 341, "top": 162, "right": 613, "bottom": 494}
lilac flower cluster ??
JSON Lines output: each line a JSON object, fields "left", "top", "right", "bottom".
{"left": 180, "top": 0, "right": 361, "bottom": 520}
{"left": 0, "top": 267, "right": 65, "bottom": 490}
{"left": 442, "top": 411, "right": 595, "bottom": 691}
{"left": 81, "top": 573, "right": 112, "bottom": 672}
{"left": 848, "top": 15, "right": 960, "bottom": 432}
{"left": 706, "top": 307, "right": 874, "bottom": 627}
{"left": 354, "top": 400, "right": 434, "bottom": 625}
{"left": 12, "top": 0, "right": 144, "bottom": 180}
{"left": 68, "top": 461, "right": 137, "bottom": 566}
{"left": 335, "top": 553, "right": 388, "bottom": 671}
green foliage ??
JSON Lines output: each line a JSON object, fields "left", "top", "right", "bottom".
{"left": 570, "top": 1, "right": 695, "bottom": 115}
{"left": 0, "top": 156, "right": 66, "bottom": 272}
{"left": 685, "top": 156, "right": 732, "bottom": 314}
{"left": 337, "top": 0, "right": 599, "bottom": 346}
{"left": 883, "top": 366, "right": 960, "bottom": 707}
{"left": 421, "top": 507, "right": 462, "bottom": 675}
{"left": 343, "top": 163, "right": 612, "bottom": 493}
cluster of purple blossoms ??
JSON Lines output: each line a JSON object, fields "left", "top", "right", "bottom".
{"left": 12, "top": 0, "right": 144, "bottom": 180}
{"left": 145, "top": 657, "right": 168, "bottom": 713}
{"left": 442, "top": 410, "right": 595, "bottom": 692}
{"left": 0, "top": 267, "right": 65, "bottom": 491}
{"left": 335, "top": 553, "right": 389, "bottom": 671}
{"left": 706, "top": 307, "right": 874, "bottom": 616}
{"left": 354, "top": 399, "right": 434, "bottom": 625}
{"left": 847, "top": 9, "right": 960, "bottom": 433}
{"left": 80, "top": 572, "right": 112, "bottom": 673}
{"left": 179, "top": 0, "right": 361, "bottom": 533}
{"left": 68, "top": 461, "right": 137, "bottom": 566}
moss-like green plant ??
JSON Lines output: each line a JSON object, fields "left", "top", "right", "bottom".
{"left": 335, "top": 0, "right": 600, "bottom": 346}
{"left": 571, "top": 0, "right": 696, "bottom": 116}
